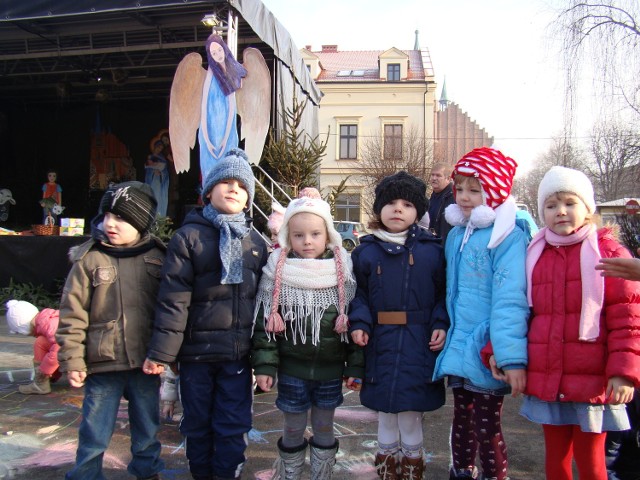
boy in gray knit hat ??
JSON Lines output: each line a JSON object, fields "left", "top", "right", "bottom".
{"left": 144, "top": 148, "right": 269, "bottom": 480}
{"left": 57, "top": 180, "right": 166, "bottom": 480}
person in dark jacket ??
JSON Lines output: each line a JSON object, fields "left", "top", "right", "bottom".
{"left": 427, "top": 162, "right": 455, "bottom": 243}
{"left": 144, "top": 149, "right": 269, "bottom": 480}
{"left": 349, "top": 171, "right": 448, "bottom": 480}
{"left": 252, "top": 195, "right": 363, "bottom": 480}
{"left": 57, "top": 181, "right": 166, "bottom": 480}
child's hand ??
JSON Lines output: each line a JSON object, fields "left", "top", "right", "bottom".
{"left": 256, "top": 375, "right": 273, "bottom": 392}
{"left": 143, "top": 358, "right": 165, "bottom": 375}
{"left": 344, "top": 377, "right": 362, "bottom": 391}
{"left": 351, "top": 329, "right": 369, "bottom": 346}
{"left": 488, "top": 355, "right": 507, "bottom": 381}
{"left": 606, "top": 376, "right": 634, "bottom": 404}
{"left": 67, "top": 370, "right": 86, "bottom": 388}
{"left": 504, "top": 368, "right": 527, "bottom": 397}
{"left": 162, "top": 401, "right": 175, "bottom": 421}
{"left": 429, "top": 329, "right": 446, "bottom": 351}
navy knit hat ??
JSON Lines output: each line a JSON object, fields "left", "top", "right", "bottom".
{"left": 99, "top": 181, "right": 157, "bottom": 233}
{"left": 202, "top": 148, "right": 255, "bottom": 206}
{"left": 373, "top": 171, "right": 428, "bottom": 219}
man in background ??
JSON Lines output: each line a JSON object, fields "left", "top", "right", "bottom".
{"left": 428, "top": 163, "right": 455, "bottom": 243}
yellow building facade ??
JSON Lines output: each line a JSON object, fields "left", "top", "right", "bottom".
{"left": 301, "top": 44, "right": 437, "bottom": 223}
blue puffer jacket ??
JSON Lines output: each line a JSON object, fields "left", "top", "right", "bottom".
{"left": 349, "top": 224, "right": 448, "bottom": 413}
{"left": 432, "top": 220, "right": 529, "bottom": 391}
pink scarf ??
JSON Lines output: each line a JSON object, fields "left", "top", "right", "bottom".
{"left": 526, "top": 224, "right": 603, "bottom": 341}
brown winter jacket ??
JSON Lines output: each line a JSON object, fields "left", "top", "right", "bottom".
{"left": 57, "top": 236, "right": 165, "bottom": 374}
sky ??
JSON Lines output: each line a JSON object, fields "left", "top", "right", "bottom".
{"left": 260, "top": 0, "right": 595, "bottom": 175}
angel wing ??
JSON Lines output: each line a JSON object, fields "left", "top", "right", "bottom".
{"left": 168, "top": 52, "right": 206, "bottom": 174}
{"left": 236, "top": 48, "right": 271, "bottom": 166}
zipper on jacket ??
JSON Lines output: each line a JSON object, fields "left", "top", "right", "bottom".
{"left": 233, "top": 284, "right": 240, "bottom": 359}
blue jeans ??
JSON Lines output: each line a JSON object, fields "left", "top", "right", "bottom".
{"left": 276, "top": 373, "right": 343, "bottom": 413}
{"left": 65, "top": 369, "right": 164, "bottom": 480}
{"left": 179, "top": 359, "right": 252, "bottom": 479}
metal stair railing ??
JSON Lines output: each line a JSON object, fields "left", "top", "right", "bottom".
{"left": 249, "top": 163, "right": 292, "bottom": 246}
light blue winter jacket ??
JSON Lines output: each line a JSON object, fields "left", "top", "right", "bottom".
{"left": 432, "top": 221, "right": 529, "bottom": 391}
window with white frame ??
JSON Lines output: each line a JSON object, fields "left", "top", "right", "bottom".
{"left": 384, "top": 124, "right": 403, "bottom": 160}
{"left": 334, "top": 193, "right": 361, "bottom": 222}
{"left": 339, "top": 124, "right": 358, "bottom": 159}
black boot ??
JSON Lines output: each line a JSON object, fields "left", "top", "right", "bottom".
{"left": 449, "top": 467, "right": 478, "bottom": 479}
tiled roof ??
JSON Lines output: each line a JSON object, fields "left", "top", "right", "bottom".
{"left": 312, "top": 48, "right": 433, "bottom": 82}
{"left": 597, "top": 197, "right": 640, "bottom": 207}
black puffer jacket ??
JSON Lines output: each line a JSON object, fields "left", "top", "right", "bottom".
{"left": 147, "top": 208, "right": 269, "bottom": 364}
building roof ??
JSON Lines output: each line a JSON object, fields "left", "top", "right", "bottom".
{"left": 597, "top": 198, "right": 640, "bottom": 207}
{"left": 311, "top": 47, "right": 434, "bottom": 82}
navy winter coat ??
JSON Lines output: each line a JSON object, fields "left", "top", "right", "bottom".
{"left": 348, "top": 224, "right": 448, "bottom": 413}
{"left": 147, "top": 208, "right": 269, "bottom": 364}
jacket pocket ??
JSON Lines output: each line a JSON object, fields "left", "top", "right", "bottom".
{"left": 87, "top": 320, "right": 117, "bottom": 363}
{"left": 144, "top": 255, "right": 163, "bottom": 278}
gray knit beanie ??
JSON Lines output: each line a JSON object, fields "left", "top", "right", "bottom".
{"left": 99, "top": 181, "right": 157, "bottom": 233}
{"left": 201, "top": 148, "right": 255, "bottom": 206}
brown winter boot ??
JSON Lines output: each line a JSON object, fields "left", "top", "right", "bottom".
{"left": 18, "top": 365, "right": 51, "bottom": 395}
{"left": 375, "top": 452, "right": 399, "bottom": 480}
{"left": 400, "top": 455, "right": 425, "bottom": 480}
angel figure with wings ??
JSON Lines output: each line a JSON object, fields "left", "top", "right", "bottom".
{"left": 169, "top": 33, "right": 270, "bottom": 191}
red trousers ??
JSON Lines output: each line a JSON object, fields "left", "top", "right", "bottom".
{"left": 542, "top": 424, "right": 607, "bottom": 480}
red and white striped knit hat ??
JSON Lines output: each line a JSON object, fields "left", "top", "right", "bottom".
{"left": 452, "top": 147, "right": 518, "bottom": 209}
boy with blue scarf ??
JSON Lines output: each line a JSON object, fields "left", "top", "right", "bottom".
{"left": 144, "top": 148, "right": 269, "bottom": 480}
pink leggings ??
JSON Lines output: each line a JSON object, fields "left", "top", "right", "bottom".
{"left": 451, "top": 387, "right": 508, "bottom": 480}
{"left": 542, "top": 424, "right": 607, "bottom": 480}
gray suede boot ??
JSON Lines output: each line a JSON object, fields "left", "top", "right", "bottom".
{"left": 271, "top": 438, "right": 308, "bottom": 480}
{"left": 18, "top": 363, "right": 51, "bottom": 395}
{"left": 309, "top": 436, "right": 338, "bottom": 480}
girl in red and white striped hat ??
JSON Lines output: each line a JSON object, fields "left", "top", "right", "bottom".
{"left": 433, "top": 147, "right": 530, "bottom": 480}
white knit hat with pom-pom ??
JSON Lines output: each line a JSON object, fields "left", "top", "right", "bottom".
{"left": 277, "top": 197, "right": 343, "bottom": 250}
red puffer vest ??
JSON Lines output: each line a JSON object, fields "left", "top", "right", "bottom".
{"left": 525, "top": 228, "right": 640, "bottom": 403}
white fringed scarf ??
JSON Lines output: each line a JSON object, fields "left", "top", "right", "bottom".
{"left": 254, "top": 247, "right": 356, "bottom": 345}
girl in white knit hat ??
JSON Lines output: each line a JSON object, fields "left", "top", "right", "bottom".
{"left": 5, "top": 299, "right": 61, "bottom": 394}
{"left": 510, "top": 166, "right": 640, "bottom": 480}
{"left": 252, "top": 195, "right": 363, "bottom": 480}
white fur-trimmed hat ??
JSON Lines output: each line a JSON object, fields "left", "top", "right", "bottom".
{"left": 5, "top": 300, "right": 38, "bottom": 335}
{"left": 278, "top": 197, "right": 342, "bottom": 250}
{"left": 537, "top": 166, "right": 596, "bottom": 222}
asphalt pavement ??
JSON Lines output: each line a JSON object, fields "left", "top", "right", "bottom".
{"left": 0, "top": 317, "right": 547, "bottom": 480}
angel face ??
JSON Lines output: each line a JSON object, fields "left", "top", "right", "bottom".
{"left": 209, "top": 42, "right": 225, "bottom": 65}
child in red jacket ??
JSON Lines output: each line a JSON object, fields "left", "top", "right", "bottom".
{"left": 491, "top": 166, "right": 640, "bottom": 480}
{"left": 5, "top": 300, "right": 60, "bottom": 394}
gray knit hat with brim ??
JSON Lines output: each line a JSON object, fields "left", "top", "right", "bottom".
{"left": 100, "top": 181, "right": 157, "bottom": 233}
{"left": 373, "top": 171, "right": 428, "bottom": 220}
{"left": 202, "top": 148, "right": 255, "bottom": 206}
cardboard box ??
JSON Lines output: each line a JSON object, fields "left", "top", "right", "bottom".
{"left": 59, "top": 226, "right": 85, "bottom": 236}
{"left": 60, "top": 218, "right": 85, "bottom": 228}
